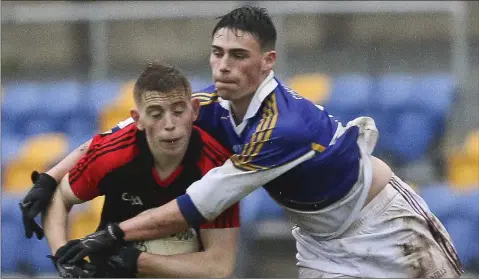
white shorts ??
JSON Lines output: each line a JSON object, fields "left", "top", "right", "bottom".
{"left": 296, "top": 175, "right": 463, "bottom": 278}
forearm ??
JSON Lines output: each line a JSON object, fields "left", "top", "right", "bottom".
{"left": 119, "top": 200, "right": 189, "bottom": 242}
{"left": 46, "top": 139, "right": 91, "bottom": 182}
{"left": 137, "top": 251, "right": 232, "bottom": 278}
{"left": 186, "top": 151, "right": 315, "bottom": 221}
{"left": 43, "top": 188, "right": 72, "bottom": 254}
{"left": 120, "top": 152, "right": 314, "bottom": 241}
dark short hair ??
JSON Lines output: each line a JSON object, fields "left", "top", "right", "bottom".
{"left": 133, "top": 62, "right": 191, "bottom": 105}
{"left": 212, "top": 5, "right": 276, "bottom": 51}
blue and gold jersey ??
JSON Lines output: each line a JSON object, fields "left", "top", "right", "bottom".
{"left": 192, "top": 77, "right": 361, "bottom": 206}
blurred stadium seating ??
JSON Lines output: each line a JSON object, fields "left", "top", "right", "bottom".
{"left": 2, "top": 73, "right": 478, "bottom": 276}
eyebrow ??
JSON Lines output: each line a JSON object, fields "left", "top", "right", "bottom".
{"left": 211, "top": 45, "right": 249, "bottom": 53}
{"left": 145, "top": 105, "right": 164, "bottom": 111}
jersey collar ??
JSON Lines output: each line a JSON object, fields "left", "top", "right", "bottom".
{"left": 218, "top": 70, "right": 278, "bottom": 135}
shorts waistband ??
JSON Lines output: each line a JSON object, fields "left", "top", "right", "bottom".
{"left": 346, "top": 175, "right": 399, "bottom": 233}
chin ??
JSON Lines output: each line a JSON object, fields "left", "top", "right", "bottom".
{"left": 216, "top": 89, "right": 235, "bottom": 100}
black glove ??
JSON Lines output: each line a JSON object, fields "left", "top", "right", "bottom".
{"left": 48, "top": 239, "right": 98, "bottom": 278}
{"left": 19, "top": 171, "right": 58, "bottom": 239}
{"left": 57, "top": 223, "right": 126, "bottom": 265}
{"left": 90, "top": 245, "right": 141, "bottom": 278}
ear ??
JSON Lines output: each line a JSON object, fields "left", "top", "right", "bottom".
{"left": 191, "top": 97, "right": 200, "bottom": 122}
{"left": 130, "top": 108, "right": 144, "bottom": 131}
{"left": 262, "top": 50, "right": 276, "bottom": 72}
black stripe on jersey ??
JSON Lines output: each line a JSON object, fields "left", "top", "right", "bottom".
{"left": 202, "top": 140, "right": 229, "bottom": 164}
{"left": 206, "top": 145, "right": 229, "bottom": 163}
{"left": 69, "top": 141, "right": 136, "bottom": 185}
{"left": 69, "top": 134, "right": 136, "bottom": 180}
{"left": 87, "top": 128, "right": 136, "bottom": 156}
{"left": 203, "top": 146, "right": 228, "bottom": 167}
{"left": 201, "top": 147, "right": 222, "bottom": 168}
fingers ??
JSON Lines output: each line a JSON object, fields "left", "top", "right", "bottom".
{"left": 19, "top": 202, "right": 45, "bottom": 239}
{"left": 56, "top": 239, "right": 81, "bottom": 258}
{"left": 57, "top": 244, "right": 83, "bottom": 264}
{"left": 22, "top": 215, "right": 34, "bottom": 239}
{"left": 67, "top": 249, "right": 92, "bottom": 265}
{"left": 27, "top": 200, "right": 45, "bottom": 219}
{"left": 31, "top": 220, "right": 44, "bottom": 240}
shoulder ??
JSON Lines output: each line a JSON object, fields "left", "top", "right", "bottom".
{"left": 85, "top": 120, "right": 140, "bottom": 171}
{"left": 193, "top": 125, "right": 231, "bottom": 173}
{"left": 261, "top": 82, "right": 334, "bottom": 143}
{"left": 192, "top": 85, "right": 220, "bottom": 107}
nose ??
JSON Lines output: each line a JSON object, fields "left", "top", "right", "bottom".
{"left": 164, "top": 113, "right": 176, "bottom": 131}
{"left": 219, "top": 56, "right": 230, "bottom": 73}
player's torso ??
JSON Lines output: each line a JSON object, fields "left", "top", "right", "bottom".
{"left": 96, "top": 128, "right": 204, "bottom": 229}
{"left": 194, "top": 80, "right": 362, "bottom": 208}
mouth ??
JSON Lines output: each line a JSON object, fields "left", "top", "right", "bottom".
{"left": 162, "top": 137, "right": 181, "bottom": 145}
{"left": 215, "top": 79, "right": 235, "bottom": 85}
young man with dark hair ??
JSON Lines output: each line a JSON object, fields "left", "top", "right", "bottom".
{"left": 42, "top": 63, "right": 239, "bottom": 278}
{"left": 22, "top": 5, "right": 462, "bottom": 278}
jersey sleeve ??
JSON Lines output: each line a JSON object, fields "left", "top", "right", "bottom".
{"left": 200, "top": 203, "right": 240, "bottom": 229}
{"left": 68, "top": 121, "right": 138, "bottom": 201}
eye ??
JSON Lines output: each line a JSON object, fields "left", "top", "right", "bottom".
{"left": 233, "top": 53, "right": 246, "bottom": 59}
{"left": 150, "top": 111, "right": 163, "bottom": 118}
{"left": 174, "top": 108, "right": 185, "bottom": 115}
{"left": 211, "top": 49, "right": 222, "bottom": 57}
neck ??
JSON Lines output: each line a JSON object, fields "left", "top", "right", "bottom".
{"left": 230, "top": 71, "right": 272, "bottom": 125}
{"left": 151, "top": 150, "right": 186, "bottom": 180}
{"left": 231, "top": 93, "right": 254, "bottom": 125}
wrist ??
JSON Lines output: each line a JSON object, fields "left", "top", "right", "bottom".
{"left": 107, "top": 223, "right": 125, "bottom": 243}
{"left": 37, "top": 172, "right": 58, "bottom": 190}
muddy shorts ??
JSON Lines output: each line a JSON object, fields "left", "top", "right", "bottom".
{"left": 296, "top": 175, "right": 463, "bottom": 278}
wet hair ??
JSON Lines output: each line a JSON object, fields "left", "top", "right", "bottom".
{"left": 133, "top": 62, "right": 191, "bottom": 105}
{"left": 212, "top": 5, "right": 276, "bottom": 51}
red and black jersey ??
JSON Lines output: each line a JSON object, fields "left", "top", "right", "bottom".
{"left": 69, "top": 122, "right": 239, "bottom": 230}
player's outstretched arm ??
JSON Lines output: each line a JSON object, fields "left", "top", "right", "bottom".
{"left": 136, "top": 227, "right": 239, "bottom": 278}
{"left": 119, "top": 150, "right": 314, "bottom": 241}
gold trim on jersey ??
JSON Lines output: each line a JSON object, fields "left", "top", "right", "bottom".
{"left": 192, "top": 92, "right": 219, "bottom": 106}
{"left": 311, "top": 142, "right": 326, "bottom": 152}
{"left": 231, "top": 94, "right": 279, "bottom": 170}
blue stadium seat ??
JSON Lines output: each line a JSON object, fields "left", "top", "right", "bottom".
{"left": 418, "top": 184, "right": 458, "bottom": 221}
{"left": 38, "top": 80, "right": 82, "bottom": 118}
{"left": 64, "top": 116, "right": 97, "bottom": 147}
{"left": 25, "top": 238, "right": 56, "bottom": 274}
{"left": 443, "top": 218, "right": 479, "bottom": 268}
{"left": 415, "top": 74, "right": 455, "bottom": 136}
{"left": 87, "top": 80, "right": 123, "bottom": 114}
{"left": 373, "top": 73, "right": 441, "bottom": 162}
{"left": 240, "top": 187, "right": 286, "bottom": 225}
{"left": 325, "top": 74, "right": 373, "bottom": 124}
{"left": 2, "top": 82, "right": 42, "bottom": 135}
{"left": 392, "top": 112, "right": 434, "bottom": 162}
{"left": 1, "top": 194, "right": 27, "bottom": 273}
{"left": 375, "top": 74, "right": 416, "bottom": 111}
{"left": 22, "top": 117, "right": 59, "bottom": 137}
{"left": 1, "top": 133, "right": 24, "bottom": 165}
{"left": 415, "top": 74, "right": 455, "bottom": 117}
